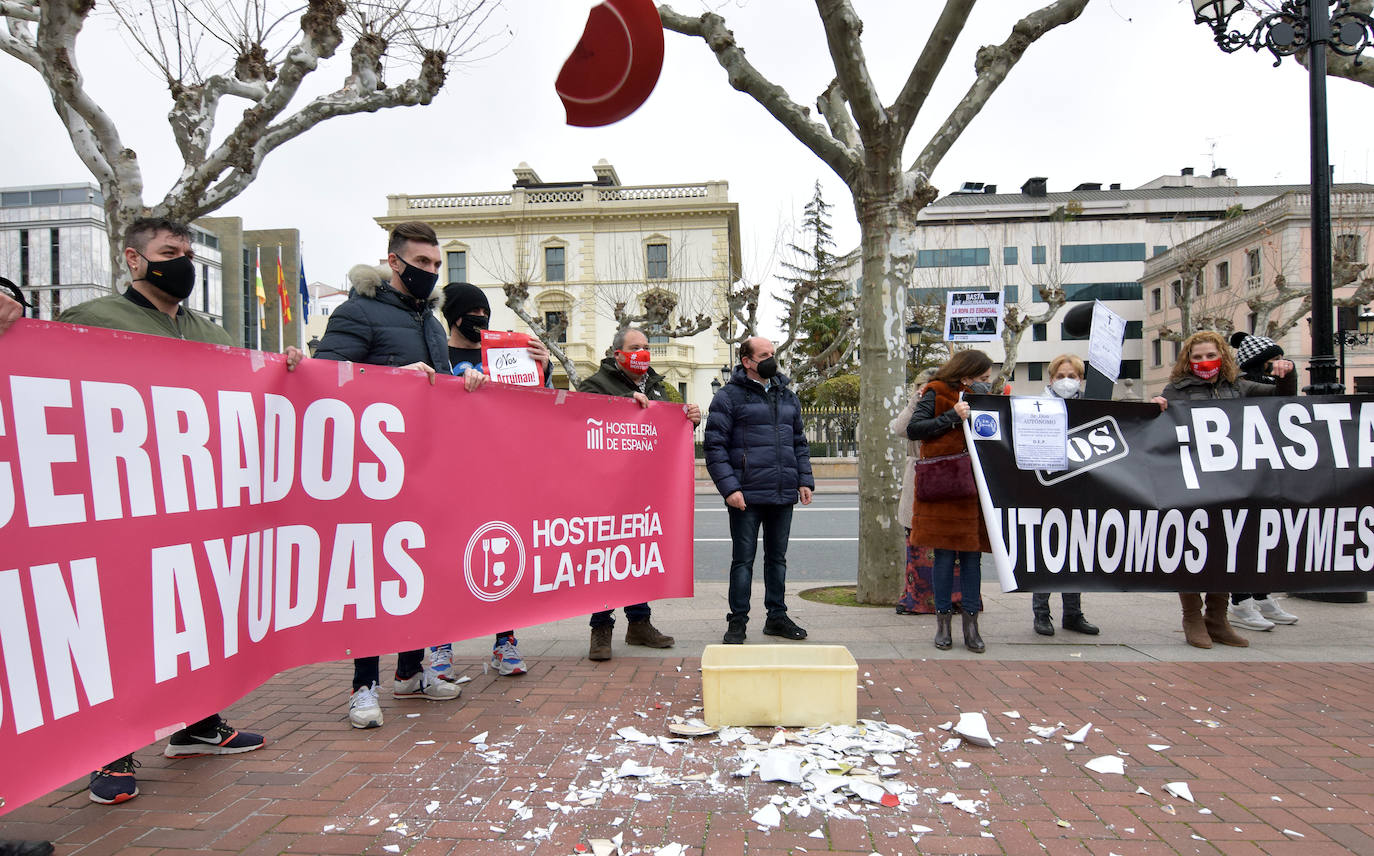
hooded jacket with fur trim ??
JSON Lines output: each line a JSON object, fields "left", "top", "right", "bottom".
{"left": 314, "top": 264, "right": 450, "bottom": 372}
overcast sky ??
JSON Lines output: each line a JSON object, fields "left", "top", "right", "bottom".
{"left": 2, "top": 0, "right": 1371, "bottom": 334}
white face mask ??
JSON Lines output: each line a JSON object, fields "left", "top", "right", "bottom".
{"left": 1050, "top": 377, "right": 1080, "bottom": 398}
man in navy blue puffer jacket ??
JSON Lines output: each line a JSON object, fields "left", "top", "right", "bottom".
{"left": 704, "top": 337, "right": 815, "bottom": 644}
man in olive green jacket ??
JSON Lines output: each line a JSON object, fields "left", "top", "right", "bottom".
{"left": 576, "top": 327, "right": 700, "bottom": 660}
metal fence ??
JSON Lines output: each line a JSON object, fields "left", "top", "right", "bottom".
{"left": 690, "top": 406, "right": 860, "bottom": 458}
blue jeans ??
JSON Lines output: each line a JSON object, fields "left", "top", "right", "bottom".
{"left": 726, "top": 503, "right": 793, "bottom": 622}
{"left": 590, "top": 603, "right": 652, "bottom": 628}
{"left": 933, "top": 549, "right": 981, "bottom": 613}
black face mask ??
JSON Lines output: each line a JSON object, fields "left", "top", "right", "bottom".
{"left": 458, "top": 313, "right": 489, "bottom": 343}
{"left": 397, "top": 258, "right": 439, "bottom": 303}
{"left": 139, "top": 253, "right": 196, "bottom": 301}
{"left": 755, "top": 356, "right": 779, "bottom": 379}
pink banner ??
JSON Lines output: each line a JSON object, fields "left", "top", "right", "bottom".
{"left": 0, "top": 320, "right": 694, "bottom": 814}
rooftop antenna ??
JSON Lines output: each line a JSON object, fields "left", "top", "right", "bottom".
{"left": 1201, "top": 138, "right": 1219, "bottom": 174}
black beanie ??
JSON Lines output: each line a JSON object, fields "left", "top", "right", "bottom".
{"left": 442, "top": 282, "right": 490, "bottom": 329}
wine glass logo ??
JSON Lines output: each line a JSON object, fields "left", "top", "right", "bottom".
{"left": 464, "top": 522, "right": 525, "bottom": 602}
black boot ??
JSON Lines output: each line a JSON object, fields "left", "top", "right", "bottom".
{"left": 0, "top": 842, "right": 55, "bottom": 856}
{"left": 1062, "top": 614, "right": 1099, "bottom": 635}
{"left": 723, "top": 617, "right": 746, "bottom": 644}
{"left": 1033, "top": 611, "right": 1054, "bottom": 636}
{"left": 934, "top": 611, "right": 953, "bottom": 650}
{"left": 963, "top": 611, "right": 986, "bottom": 653}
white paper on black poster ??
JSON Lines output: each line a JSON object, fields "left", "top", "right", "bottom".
{"left": 1088, "top": 300, "right": 1126, "bottom": 383}
{"left": 943, "top": 291, "right": 1003, "bottom": 342}
{"left": 1010, "top": 396, "right": 1067, "bottom": 471}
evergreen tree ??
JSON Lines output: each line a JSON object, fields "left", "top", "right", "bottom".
{"left": 777, "top": 181, "right": 853, "bottom": 389}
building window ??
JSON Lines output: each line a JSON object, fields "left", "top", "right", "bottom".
{"left": 1028, "top": 362, "right": 1043, "bottom": 382}
{"left": 678, "top": 382, "right": 687, "bottom": 400}
{"left": 545, "top": 246, "right": 565, "bottom": 282}
{"left": 1124, "top": 320, "right": 1143, "bottom": 339}
{"left": 1032, "top": 323, "right": 1047, "bottom": 341}
{"left": 49, "top": 288, "right": 61, "bottom": 318}
{"left": 1151, "top": 287, "right": 1162, "bottom": 312}
{"left": 646, "top": 243, "right": 668, "bottom": 279}
{"left": 1194, "top": 269, "right": 1204, "bottom": 297}
{"left": 19, "top": 229, "right": 29, "bottom": 286}
{"left": 242, "top": 248, "right": 256, "bottom": 342}
{"left": 1170, "top": 279, "right": 1182, "bottom": 306}
{"left": 1246, "top": 248, "right": 1261, "bottom": 289}
{"left": 1031, "top": 245, "right": 1046, "bottom": 265}
{"left": 1172, "top": 340, "right": 1181, "bottom": 360}
{"left": 202, "top": 263, "right": 210, "bottom": 313}
{"left": 544, "top": 310, "right": 567, "bottom": 343}
{"left": 1003, "top": 285, "right": 1019, "bottom": 302}
{"left": 1003, "top": 246, "right": 1018, "bottom": 265}
{"left": 1152, "top": 245, "right": 1168, "bottom": 257}
{"left": 1152, "top": 338, "right": 1162, "bottom": 366}
{"left": 1336, "top": 234, "right": 1362, "bottom": 260}
{"left": 1248, "top": 311, "right": 1258, "bottom": 332}
{"left": 1216, "top": 260, "right": 1230, "bottom": 290}
{"left": 1060, "top": 243, "right": 1148, "bottom": 264}
{"left": 915, "top": 247, "right": 990, "bottom": 268}
{"left": 1037, "top": 282, "right": 1143, "bottom": 303}
{"left": 1119, "top": 359, "right": 1142, "bottom": 379}
{"left": 49, "top": 229, "right": 60, "bottom": 285}
{"left": 447, "top": 250, "right": 467, "bottom": 283}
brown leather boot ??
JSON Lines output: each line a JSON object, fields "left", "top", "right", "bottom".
{"left": 589, "top": 625, "right": 613, "bottom": 661}
{"left": 1204, "top": 593, "right": 1249, "bottom": 647}
{"left": 625, "top": 620, "right": 674, "bottom": 648}
{"left": 1180, "top": 593, "right": 1211, "bottom": 649}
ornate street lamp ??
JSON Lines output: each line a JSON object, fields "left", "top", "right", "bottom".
{"left": 1335, "top": 305, "right": 1374, "bottom": 386}
{"left": 1192, "top": 0, "right": 1374, "bottom": 394}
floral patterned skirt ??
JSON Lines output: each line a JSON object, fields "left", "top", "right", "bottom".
{"left": 896, "top": 535, "right": 962, "bottom": 614}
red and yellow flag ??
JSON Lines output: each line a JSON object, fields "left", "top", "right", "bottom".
{"left": 276, "top": 247, "right": 291, "bottom": 323}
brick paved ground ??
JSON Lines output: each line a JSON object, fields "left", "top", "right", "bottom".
{"left": 5, "top": 656, "right": 1373, "bottom": 855}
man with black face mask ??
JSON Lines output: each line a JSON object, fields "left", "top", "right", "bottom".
{"left": 704, "top": 336, "right": 815, "bottom": 645}
{"left": 48, "top": 218, "right": 265, "bottom": 806}
{"left": 313, "top": 222, "right": 463, "bottom": 729}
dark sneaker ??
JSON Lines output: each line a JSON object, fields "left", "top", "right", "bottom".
{"left": 0, "top": 841, "right": 55, "bottom": 856}
{"left": 89, "top": 755, "right": 139, "bottom": 804}
{"left": 164, "top": 718, "right": 266, "bottom": 758}
{"left": 723, "top": 618, "right": 746, "bottom": 644}
{"left": 762, "top": 615, "right": 808, "bottom": 640}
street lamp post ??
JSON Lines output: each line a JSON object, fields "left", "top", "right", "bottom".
{"left": 1335, "top": 305, "right": 1374, "bottom": 387}
{"left": 1191, "top": 0, "right": 1374, "bottom": 394}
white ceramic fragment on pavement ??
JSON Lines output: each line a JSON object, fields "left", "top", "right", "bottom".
{"left": 954, "top": 712, "right": 995, "bottom": 747}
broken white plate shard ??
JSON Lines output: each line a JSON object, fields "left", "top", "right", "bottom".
{"left": 911, "top": 825, "right": 933, "bottom": 834}
{"left": 588, "top": 840, "right": 616, "bottom": 856}
{"left": 383, "top": 847, "right": 400, "bottom": 854}
{"left": 1065, "top": 723, "right": 1092, "bottom": 743}
{"left": 769, "top": 730, "right": 788, "bottom": 746}
{"left": 1029, "top": 724, "right": 1061, "bottom": 738}
{"left": 1001, "top": 710, "right": 1021, "bottom": 719}
{"left": 1198, "top": 808, "right": 1212, "bottom": 815}
{"left": 414, "top": 739, "right": 435, "bottom": 745}
{"left": 954, "top": 712, "right": 994, "bottom": 748}
{"left": 469, "top": 731, "right": 489, "bottom": 745}
{"left": 848, "top": 779, "right": 887, "bottom": 803}
{"left": 615, "top": 726, "right": 655, "bottom": 745}
{"left": 940, "top": 737, "right": 962, "bottom": 752}
{"left": 938, "top": 721, "right": 953, "bottom": 730}
{"left": 424, "top": 800, "right": 440, "bottom": 814}
{"left": 937, "top": 791, "right": 982, "bottom": 814}
{"left": 758, "top": 750, "right": 805, "bottom": 784}
{"left": 808, "top": 829, "right": 825, "bottom": 839}
{"left": 1135, "top": 786, "right": 1151, "bottom": 796}
{"left": 1148, "top": 744, "right": 1171, "bottom": 751}
{"left": 1282, "top": 829, "right": 1305, "bottom": 838}
{"left": 872, "top": 753, "right": 896, "bottom": 767}
{"left": 1084, "top": 755, "right": 1125, "bottom": 775}
{"left": 654, "top": 845, "right": 686, "bottom": 856}
{"left": 751, "top": 804, "right": 782, "bottom": 828}
{"left": 667, "top": 718, "right": 717, "bottom": 737}
{"left": 632, "top": 793, "right": 654, "bottom": 802}
{"left": 1164, "top": 782, "right": 1194, "bottom": 803}
{"left": 952, "top": 760, "right": 972, "bottom": 769}
{"left": 616, "top": 760, "right": 661, "bottom": 778}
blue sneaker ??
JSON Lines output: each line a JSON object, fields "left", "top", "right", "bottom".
{"left": 164, "top": 717, "right": 266, "bottom": 758}
{"left": 89, "top": 755, "right": 139, "bottom": 804}
{"left": 491, "top": 636, "right": 527, "bottom": 676}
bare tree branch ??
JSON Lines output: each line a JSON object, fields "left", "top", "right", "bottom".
{"left": 658, "top": 4, "right": 860, "bottom": 185}
{"left": 502, "top": 280, "right": 581, "bottom": 387}
{"left": 813, "top": 0, "right": 885, "bottom": 141}
{"left": 891, "top": 0, "right": 975, "bottom": 134}
{"left": 911, "top": 0, "right": 1089, "bottom": 178}
{"left": 815, "top": 78, "right": 860, "bottom": 152}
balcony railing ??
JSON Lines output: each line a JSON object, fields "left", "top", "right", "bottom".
{"left": 392, "top": 181, "right": 727, "bottom": 214}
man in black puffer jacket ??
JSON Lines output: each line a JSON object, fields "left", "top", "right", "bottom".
{"left": 704, "top": 336, "right": 814, "bottom": 645}
{"left": 313, "top": 221, "right": 465, "bottom": 729}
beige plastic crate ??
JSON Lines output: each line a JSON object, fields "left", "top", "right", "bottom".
{"left": 701, "top": 644, "right": 858, "bottom": 727}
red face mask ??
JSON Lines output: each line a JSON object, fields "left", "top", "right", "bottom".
{"left": 616, "top": 348, "right": 651, "bottom": 376}
{"left": 1191, "top": 358, "right": 1222, "bottom": 380}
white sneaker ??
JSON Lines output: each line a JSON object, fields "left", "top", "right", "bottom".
{"left": 1256, "top": 598, "right": 1299, "bottom": 625}
{"left": 349, "top": 682, "right": 384, "bottom": 728}
{"left": 1229, "top": 600, "right": 1275, "bottom": 631}
{"left": 394, "top": 665, "right": 461, "bottom": 700}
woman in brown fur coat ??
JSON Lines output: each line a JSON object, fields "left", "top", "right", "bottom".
{"left": 906, "top": 350, "right": 994, "bottom": 653}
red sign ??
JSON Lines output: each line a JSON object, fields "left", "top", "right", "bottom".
{"left": 0, "top": 320, "right": 694, "bottom": 814}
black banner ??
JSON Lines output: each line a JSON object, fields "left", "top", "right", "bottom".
{"left": 964, "top": 394, "right": 1374, "bottom": 593}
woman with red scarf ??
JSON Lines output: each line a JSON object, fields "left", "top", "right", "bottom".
{"left": 1151, "top": 330, "right": 1296, "bottom": 648}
